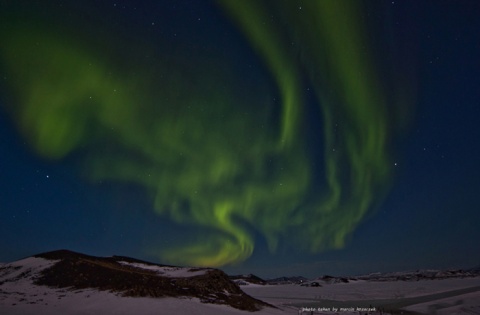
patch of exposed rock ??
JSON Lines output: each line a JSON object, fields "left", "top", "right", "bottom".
{"left": 34, "top": 250, "right": 272, "bottom": 311}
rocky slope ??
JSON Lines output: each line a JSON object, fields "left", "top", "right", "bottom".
{"left": 1, "top": 249, "right": 273, "bottom": 312}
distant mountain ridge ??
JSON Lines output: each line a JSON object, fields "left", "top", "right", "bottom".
{"left": 1, "top": 249, "right": 272, "bottom": 312}
{"left": 470, "top": 265, "right": 480, "bottom": 273}
{"left": 352, "top": 268, "right": 480, "bottom": 282}
{"left": 265, "top": 276, "right": 308, "bottom": 285}
{"left": 228, "top": 274, "right": 309, "bottom": 286}
{"left": 229, "top": 273, "right": 267, "bottom": 285}
{"left": 229, "top": 268, "right": 480, "bottom": 287}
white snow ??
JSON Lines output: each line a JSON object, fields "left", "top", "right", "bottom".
{"left": 2, "top": 257, "right": 480, "bottom": 314}
{"left": 117, "top": 261, "right": 210, "bottom": 277}
{"left": 242, "top": 278, "right": 480, "bottom": 302}
{"left": 0, "top": 288, "right": 287, "bottom": 315}
{"left": 0, "top": 257, "right": 287, "bottom": 314}
{"left": 405, "top": 290, "right": 480, "bottom": 315}
{"left": 241, "top": 278, "right": 480, "bottom": 314}
{"left": 0, "top": 257, "right": 58, "bottom": 284}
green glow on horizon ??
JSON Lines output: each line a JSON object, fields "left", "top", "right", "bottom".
{"left": 0, "top": 1, "right": 405, "bottom": 267}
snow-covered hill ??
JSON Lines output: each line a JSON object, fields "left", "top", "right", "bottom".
{"left": 0, "top": 250, "right": 282, "bottom": 315}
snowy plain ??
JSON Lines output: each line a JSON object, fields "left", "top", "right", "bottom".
{"left": 241, "top": 279, "right": 480, "bottom": 314}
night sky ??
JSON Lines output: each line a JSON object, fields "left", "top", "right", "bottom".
{"left": 1, "top": 1, "right": 479, "bottom": 279}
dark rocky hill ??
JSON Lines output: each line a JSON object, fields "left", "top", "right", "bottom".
{"left": 29, "top": 249, "right": 272, "bottom": 311}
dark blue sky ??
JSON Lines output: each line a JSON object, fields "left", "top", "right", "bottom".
{"left": 1, "top": 1, "right": 479, "bottom": 278}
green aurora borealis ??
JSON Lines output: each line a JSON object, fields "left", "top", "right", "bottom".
{"left": 0, "top": 1, "right": 408, "bottom": 267}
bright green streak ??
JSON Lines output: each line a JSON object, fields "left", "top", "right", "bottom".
{"left": 218, "top": 0, "right": 393, "bottom": 251}
{"left": 1, "top": 1, "right": 398, "bottom": 267}
{"left": 214, "top": 0, "right": 303, "bottom": 149}
{"left": 308, "top": 1, "right": 391, "bottom": 249}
